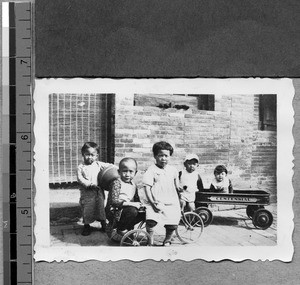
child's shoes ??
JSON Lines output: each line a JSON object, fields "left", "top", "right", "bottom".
{"left": 81, "top": 224, "right": 91, "bottom": 236}
{"left": 146, "top": 227, "right": 154, "bottom": 245}
{"left": 99, "top": 221, "right": 107, "bottom": 232}
{"left": 111, "top": 229, "right": 122, "bottom": 242}
{"left": 117, "top": 229, "right": 128, "bottom": 236}
{"left": 163, "top": 239, "right": 172, "bottom": 247}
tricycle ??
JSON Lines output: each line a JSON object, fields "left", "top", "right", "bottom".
{"left": 195, "top": 189, "right": 274, "bottom": 230}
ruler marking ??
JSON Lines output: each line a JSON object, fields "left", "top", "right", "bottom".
{"left": 10, "top": 56, "right": 31, "bottom": 59}
{"left": 11, "top": 262, "right": 17, "bottom": 284}
{"left": 5, "top": 2, "right": 33, "bottom": 284}
{"left": 10, "top": 86, "right": 16, "bottom": 115}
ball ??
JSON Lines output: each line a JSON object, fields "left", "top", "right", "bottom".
{"left": 98, "top": 165, "right": 119, "bottom": 190}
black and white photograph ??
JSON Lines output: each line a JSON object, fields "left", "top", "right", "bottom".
{"left": 33, "top": 78, "right": 294, "bottom": 262}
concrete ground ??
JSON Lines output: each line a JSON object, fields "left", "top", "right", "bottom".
{"left": 50, "top": 189, "right": 277, "bottom": 247}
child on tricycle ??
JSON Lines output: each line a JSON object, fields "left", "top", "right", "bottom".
{"left": 105, "top": 157, "right": 145, "bottom": 242}
{"left": 142, "top": 141, "right": 182, "bottom": 246}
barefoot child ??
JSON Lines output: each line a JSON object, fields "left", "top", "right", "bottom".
{"left": 210, "top": 165, "right": 233, "bottom": 193}
{"left": 143, "top": 141, "right": 181, "bottom": 246}
{"left": 77, "top": 142, "right": 113, "bottom": 236}
{"left": 179, "top": 154, "right": 204, "bottom": 212}
{"left": 105, "top": 158, "right": 145, "bottom": 240}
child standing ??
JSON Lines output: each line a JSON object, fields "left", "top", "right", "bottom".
{"left": 143, "top": 141, "right": 181, "bottom": 246}
{"left": 77, "top": 142, "right": 114, "bottom": 236}
{"left": 179, "top": 154, "right": 204, "bottom": 212}
{"left": 210, "top": 165, "right": 233, "bottom": 193}
{"left": 105, "top": 158, "right": 144, "bottom": 240}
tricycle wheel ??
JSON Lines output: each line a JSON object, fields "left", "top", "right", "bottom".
{"left": 176, "top": 212, "right": 204, "bottom": 244}
{"left": 195, "top": 207, "right": 213, "bottom": 227}
{"left": 252, "top": 209, "right": 273, "bottom": 230}
{"left": 120, "top": 229, "right": 151, "bottom": 246}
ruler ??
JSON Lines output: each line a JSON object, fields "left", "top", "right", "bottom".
{"left": 2, "top": 2, "right": 33, "bottom": 284}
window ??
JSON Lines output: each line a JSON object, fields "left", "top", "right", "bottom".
{"left": 134, "top": 94, "right": 215, "bottom": 111}
{"left": 259, "top": 95, "right": 276, "bottom": 131}
{"left": 190, "top": 94, "right": 215, "bottom": 111}
{"left": 49, "top": 93, "right": 115, "bottom": 184}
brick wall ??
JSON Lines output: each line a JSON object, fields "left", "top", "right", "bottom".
{"left": 114, "top": 93, "right": 277, "bottom": 201}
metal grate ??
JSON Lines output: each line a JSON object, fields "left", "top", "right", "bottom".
{"left": 49, "top": 93, "right": 115, "bottom": 184}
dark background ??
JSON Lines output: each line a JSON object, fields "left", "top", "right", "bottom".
{"left": 36, "top": 0, "right": 300, "bottom": 78}
{"left": 35, "top": 0, "right": 300, "bottom": 284}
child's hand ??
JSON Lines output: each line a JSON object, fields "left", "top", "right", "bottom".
{"left": 89, "top": 184, "right": 100, "bottom": 191}
{"left": 153, "top": 202, "right": 165, "bottom": 213}
{"left": 177, "top": 186, "right": 185, "bottom": 193}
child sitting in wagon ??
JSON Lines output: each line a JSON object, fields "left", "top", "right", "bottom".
{"left": 210, "top": 165, "right": 233, "bottom": 194}
{"left": 178, "top": 154, "right": 204, "bottom": 212}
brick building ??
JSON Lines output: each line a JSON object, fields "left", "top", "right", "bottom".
{"left": 49, "top": 93, "right": 277, "bottom": 201}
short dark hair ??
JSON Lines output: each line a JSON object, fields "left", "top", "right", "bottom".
{"left": 119, "top": 157, "right": 138, "bottom": 170}
{"left": 152, "top": 141, "right": 174, "bottom": 156}
{"left": 214, "top": 165, "right": 228, "bottom": 175}
{"left": 81, "top": 142, "right": 100, "bottom": 155}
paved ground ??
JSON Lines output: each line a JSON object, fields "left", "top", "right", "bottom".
{"left": 50, "top": 206, "right": 277, "bottom": 247}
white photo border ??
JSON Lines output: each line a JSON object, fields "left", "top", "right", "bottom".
{"left": 34, "top": 78, "right": 294, "bottom": 262}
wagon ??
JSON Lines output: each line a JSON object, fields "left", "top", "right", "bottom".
{"left": 195, "top": 190, "right": 274, "bottom": 230}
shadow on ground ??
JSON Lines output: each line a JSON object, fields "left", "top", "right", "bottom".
{"left": 210, "top": 215, "right": 241, "bottom": 227}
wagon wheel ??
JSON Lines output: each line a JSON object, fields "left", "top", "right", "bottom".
{"left": 195, "top": 207, "right": 213, "bottom": 227}
{"left": 246, "top": 205, "right": 263, "bottom": 219}
{"left": 176, "top": 212, "right": 204, "bottom": 244}
{"left": 120, "top": 229, "right": 152, "bottom": 246}
{"left": 252, "top": 209, "right": 273, "bottom": 230}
